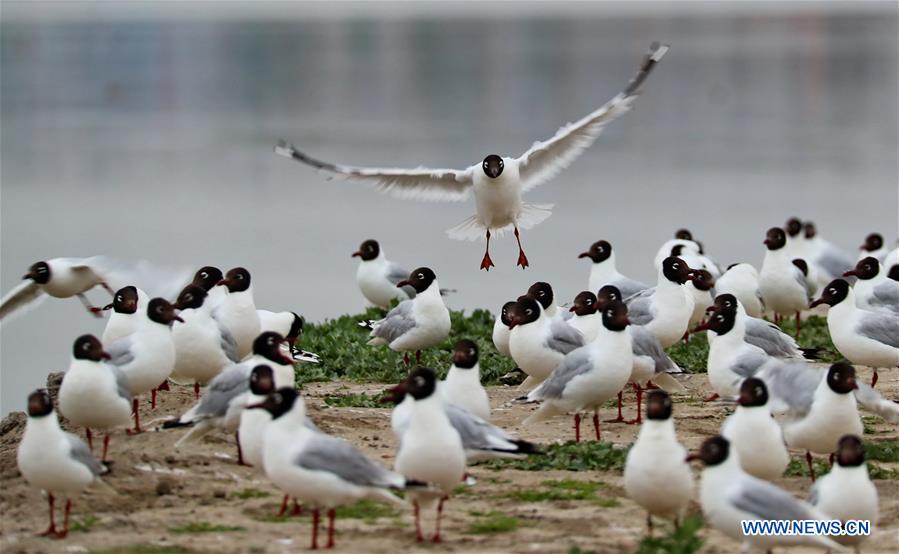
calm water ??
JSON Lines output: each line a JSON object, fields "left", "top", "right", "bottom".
{"left": 2, "top": 5, "right": 897, "bottom": 414}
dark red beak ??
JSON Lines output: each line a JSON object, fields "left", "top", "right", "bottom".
{"left": 809, "top": 298, "right": 825, "bottom": 309}
{"left": 352, "top": 251, "right": 362, "bottom": 258}
{"left": 396, "top": 280, "right": 411, "bottom": 289}
{"left": 174, "top": 315, "right": 185, "bottom": 323}
{"left": 705, "top": 305, "right": 718, "bottom": 315}
{"left": 101, "top": 351, "right": 111, "bottom": 360}
{"left": 685, "top": 453, "right": 701, "bottom": 463}
{"left": 577, "top": 252, "right": 590, "bottom": 259}
{"left": 216, "top": 279, "right": 228, "bottom": 287}
{"left": 691, "top": 322, "right": 710, "bottom": 333}
{"left": 843, "top": 269, "right": 858, "bottom": 277}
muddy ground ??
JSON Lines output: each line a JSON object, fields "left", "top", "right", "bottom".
{"left": 0, "top": 368, "right": 896, "bottom": 554}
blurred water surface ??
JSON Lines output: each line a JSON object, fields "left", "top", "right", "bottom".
{"left": 2, "top": 3, "right": 897, "bottom": 413}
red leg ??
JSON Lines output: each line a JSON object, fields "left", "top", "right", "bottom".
{"left": 574, "top": 413, "right": 581, "bottom": 443}
{"left": 85, "top": 428, "right": 93, "bottom": 451}
{"left": 794, "top": 311, "right": 801, "bottom": 339}
{"left": 311, "top": 508, "right": 320, "bottom": 549}
{"left": 403, "top": 352, "right": 410, "bottom": 367}
{"left": 871, "top": 369, "right": 879, "bottom": 388}
{"left": 101, "top": 434, "right": 111, "bottom": 463}
{"left": 326, "top": 508, "right": 336, "bottom": 548}
{"left": 151, "top": 387, "right": 157, "bottom": 410}
{"left": 291, "top": 499, "right": 303, "bottom": 516}
{"left": 514, "top": 226, "right": 529, "bottom": 269}
{"left": 78, "top": 293, "right": 104, "bottom": 317}
{"left": 432, "top": 496, "right": 446, "bottom": 543}
{"left": 806, "top": 451, "right": 816, "bottom": 483}
{"left": 36, "top": 493, "right": 57, "bottom": 536}
{"left": 592, "top": 410, "right": 601, "bottom": 441}
{"left": 413, "top": 501, "right": 423, "bottom": 543}
{"left": 605, "top": 391, "right": 626, "bottom": 423}
{"left": 480, "top": 229, "right": 495, "bottom": 271}
{"left": 236, "top": 431, "right": 249, "bottom": 466}
{"left": 194, "top": 382, "right": 200, "bottom": 399}
{"left": 682, "top": 331, "right": 690, "bottom": 345}
{"left": 626, "top": 384, "right": 644, "bottom": 425}
{"left": 57, "top": 499, "right": 71, "bottom": 539}
{"left": 277, "top": 495, "right": 289, "bottom": 517}
{"left": 415, "top": 350, "right": 421, "bottom": 365}
{"left": 127, "top": 398, "right": 143, "bottom": 434}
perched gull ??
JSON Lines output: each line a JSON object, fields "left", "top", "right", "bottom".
{"left": 714, "top": 262, "right": 764, "bottom": 318}
{"left": 567, "top": 291, "right": 602, "bottom": 343}
{"left": 439, "top": 339, "right": 490, "bottom": 420}
{"left": 720, "top": 378, "right": 789, "bottom": 481}
{"left": 108, "top": 298, "right": 181, "bottom": 431}
{"left": 17, "top": 390, "right": 109, "bottom": 539}
{"left": 811, "top": 279, "right": 899, "bottom": 387}
{"left": 526, "top": 281, "right": 572, "bottom": 321}
{"left": 685, "top": 268, "right": 715, "bottom": 328}
{"left": 171, "top": 284, "right": 241, "bottom": 398}
{"left": 523, "top": 300, "right": 633, "bottom": 442}
{"left": 393, "top": 368, "right": 467, "bottom": 543}
{"left": 101, "top": 286, "right": 150, "bottom": 344}
{"left": 624, "top": 256, "right": 695, "bottom": 348}
{"left": 652, "top": 229, "right": 701, "bottom": 271}
{"left": 250, "top": 387, "right": 427, "bottom": 549}
{"left": 695, "top": 305, "right": 769, "bottom": 398}
{"left": 352, "top": 239, "right": 416, "bottom": 308}
{"left": 809, "top": 435, "right": 879, "bottom": 550}
{"left": 624, "top": 391, "right": 693, "bottom": 533}
{"left": 857, "top": 232, "right": 886, "bottom": 262}
{"left": 58, "top": 335, "right": 132, "bottom": 463}
{"left": 844, "top": 256, "right": 899, "bottom": 315}
{"left": 364, "top": 267, "right": 451, "bottom": 366}
{"left": 257, "top": 309, "right": 320, "bottom": 362}
{"left": 491, "top": 300, "right": 516, "bottom": 357}
{"left": 215, "top": 267, "right": 262, "bottom": 359}
{"left": 800, "top": 220, "right": 854, "bottom": 287}
{"left": 508, "top": 296, "right": 584, "bottom": 389}
{"left": 578, "top": 239, "right": 649, "bottom": 298}
{"left": 687, "top": 436, "right": 844, "bottom": 552}
{"left": 276, "top": 43, "right": 669, "bottom": 270}
{"left": 0, "top": 256, "right": 186, "bottom": 321}
{"left": 759, "top": 227, "right": 813, "bottom": 336}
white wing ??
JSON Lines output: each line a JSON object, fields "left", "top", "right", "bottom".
{"left": 83, "top": 256, "right": 191, "bottom": 300}
{"left": 0, "top": 280, "right": 46, "bottom": 321}
{"left": 274, "top": 141, "right": 475, "bottom": 202}
{"left": 516, "top": 42, "right": 669, "bottom": 192}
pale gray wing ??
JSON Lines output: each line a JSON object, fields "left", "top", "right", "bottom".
{"left": 791, "top": 264, "right": 810, "bottom": 298}
{"left": 745, "top": 317, "right": 802, "bottom": 359}
{"left": 730, "top": 349, "right": 770, "bottom": 379}
{"left": 517, "top": 43, "right": 669, "bottom": 191}
{"left": 545, "top": 318, "right": 585, "bottom": 355}
{"left": 533, "top": 347, "right": 593, "bottom": 399}
{"left": 106, "top": 336, "right": 136, "bottom": 368}
{"left": 83, "top": 256, "right": 191, "bottom": 300}
{"left": 212, "top": 311, "right": 241, "bottom": 363}
{"left": 614, "top": 277, "right": 650, "bottom": 300}
{"left": 730, "top": 476, "right": 819, "bottom": 521}
{"left": 853, "top": 383, "right": 899, "bottom": 423}
{"left": 630, "top": 325, "right": 679, "bottom": 374}
{"left": 856, "top": 311, "right": 899, "bottom": 349}
{"left": 0, "top": 280, "right": 46, "bottom": 321}
{"left": 274, "top": 140, "right": 474, "bottom": 203}
{"left": 297, "top": 434, "right": 399, "bottom": 488}
{"left": 371, "top": 300, "right": 417, "bottom": 343}
{"left": 385, "top": 262, "right": 416, "bottom": 299}
{"left": 869, "top": 281, "right": 899, "bottom": 314}
{"left": 445, "top": 404, "right": 518, "bottom": 452}
{"left": 757, "top": 361, "right": 821, "bottom": 416}
{"left": 624, "top": 287, "right": 655, "bottom": 326}
{"left": 109, "top": 364, "right": 132, "bottom": 402}
{"left": 187, "top": 363, "right": 251, "bottom": 420}
{"left": 808, "top": 481, "right": 821, "bottom": 506}
{"left": 815, "top": 245, "right": 853, "bottom": 279}
{"left": 65, "top": 433, "right": 104, "bottom": 476}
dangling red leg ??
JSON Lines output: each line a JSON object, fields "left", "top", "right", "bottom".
{"left": 277, "top": 495, "right": 290, "bottom": 517}
{"left": 151, "top": 387, "right": 158, "bottom": 409}
{"left": 514, "top": 226, "right": 529, "bottom": 269}
{"left": 101, "top": 434, "right": 111, "bottom": 463}
{"left": 413, "top": 500, "right": 423, "bottom": 543}
{"left": 415, "top": 350, "right": 421, "bottom": 365}
{"left": 794, "top": 311, "right": 801, "bottom": 339}
{"left": 432, "top": 496, "right": 447, "bottom": 543}
{"left": 236, "top": 431, "right": 249, "bottom": 466}
{"left": 592, "top": 410, "right": 601, "bottom": 441}
{"left": 806, "top": 451, "right": 816, "bottom": 482}
{"left": 85, "top": 428, "right": 93, "bottom": 451}
{"left": 480, "top": 229, "right": 495, "bottom": 271}
{"left": 326, "top": 508, "right": 336, "bottom": 548}
{"left": 871, "top": 369, "right": 879, "bottom": 388}
{"left": 627, "top": 383, "right": 644, "bottom": 425}
{"left": 311, "top": 508, "right": 320, "bottom": 549}
{"left": 36, "top": 493, "right": 58, "bottom": 536}
{"left": 574, "top": 413, "right": 582, "bottom": 443}
{"left": 57, "top": 499, "right": 72, "bottom": 539}
{"left": 78, "top": 293, "right": 104, "bottom": 317}
{"left": 291, "top": 499, "right": 303, "bottom": 516}
{"left": 605, "top": 391, "right": 626, "bottom": 423}
{"left": 193, "top": 382, "right": 201, "bottom": 399}
{"left": 127, "top": 398, "right": 143, "bottom": 434}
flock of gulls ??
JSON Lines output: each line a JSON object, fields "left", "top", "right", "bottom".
{"left": 2, "top": 41, "right": 898, "bottom": 553}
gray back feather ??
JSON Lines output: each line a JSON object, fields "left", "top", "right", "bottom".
{"left": 106, "top": 336, "right": 135, "bottom": 368}
{"left": 212, "top": 312, "right": 241, "bottom": 363}
{"left": 110, "top": 364, "right": 132, "bottom": 402}
{"left": 731, "top": 477, "right": 818, "bottom": 521}
{"left": 816, "top": 247, "right": 853, "bottom": 279}
{"left": 371, "top": 300, "right": 416, "bottom": 343}
{"left": 445, "top": 404, "right": 513, "bottom": 451}
{"left": 856, "top": 312, "right": 899, "bottom": 349}
{"left": 630, "top": 325, "right": 679, "bottom": 374}
{"left": 385, "top": 263, "right": 416, "bottom": 298}
{"left": 190, "top": 363, "right": 251, "bottom": 420}
{"left": 614, "top": 277, "right": 650, "bottom": 300}
{"left": 65, "top": 433, "right": 104, "bottom": 476}
{"left": 624, "top": 288, "right": 655, "bottom": 326}
{"left": 535, "top": 347, "right": 593, "bottom": 399}
{"left": 745, "top": 317, "right": 801, "bottom": 359}
{"left": 758, "top": 361, "right": 821, "bottom": 416}
{"left": 545, "top": 318, "right": 584, "bottom": 355}
{"left": 297, "top": 434, "right": 395, "bottom": 488}
{"left": 730, "top": 349, "right": 770, "bottom": 379}
{"left": 869, "top": 281, "right": 899, "bottom": 314}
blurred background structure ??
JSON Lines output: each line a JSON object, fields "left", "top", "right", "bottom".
{"left": 2, "top": 1, "right": 897, "bottom": 414}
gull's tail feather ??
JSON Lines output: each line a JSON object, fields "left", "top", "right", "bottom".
{"left": 651, "top": 373, "right": 686, "bottom": 393}
{"left": 517, "top": 203, "right": 554, "bottom": 230}
{"left": 855, "top": 383, "right": 899, "bottom": 424}
{"left": 446, "top": 214, "right": 484, "bottom": 241}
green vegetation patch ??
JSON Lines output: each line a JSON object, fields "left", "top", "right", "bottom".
{"left": 169, "top": 521, "right": 245, "bottom": 534}
{"left": 323, "top": 392, "right": 385, "bottom": 408}
{"left": 297, "top": 307, "right": 516, "bottom": 386}
{"left": 665, "top": 333, "right": 709, "bottom": 374}
{"left": 334, "top": 499, "right": 400, "bottom": 522}
{"left": 465, "top": 510, "right": 521, "bottom": 534}
{"left": 636, "top": 514, "right": 704, "bottom": 554}
{"left": 71, "top": 514, "right": 99, "bottom": 533}
{"left": 231, "top": 488, "right": 271, "bottom": 499}
{"left": 485, "top": 441, "right": 629, "bottom": 472}
{"left": 864, "top": 440, "right": 899, "bottom": 463}
{"left": 506, "top": 479, "right": 609, "bottom": 503}
{"left": 784, "top": 457, "right": 897, "bottom": 480}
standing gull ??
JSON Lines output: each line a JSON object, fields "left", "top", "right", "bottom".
{"left": 578, "top": 239, "right": 648, "bottom": 298}
{"left": 276, "top": 43, "right": 669, "bottom": 269}
{"left": 720, "top": 378, "right": 789, "bottom": 481}
{"left": 844, "top": 256, "right": 899, "bottom": 315}
{"left": 439, "top": 339, "right": 491, "bottom": 420}
{"left": 352, "top": 239, "right": 417, "bottom": 308}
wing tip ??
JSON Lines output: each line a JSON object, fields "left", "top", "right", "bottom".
{"left": 274, "top": 139, "right": 296, "bottom": 158}
{"left": 649, "top": 42, "right": 670, "bottom": 62}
